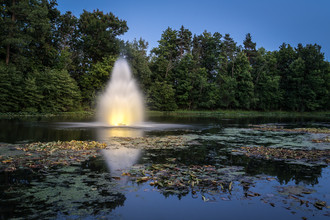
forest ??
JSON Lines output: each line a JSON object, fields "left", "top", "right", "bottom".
{"left": 1, "top": 0, "right": 329, "bottom": 113}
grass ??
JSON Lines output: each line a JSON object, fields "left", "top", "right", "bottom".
{"left": 0, "top": 110, "right": 95, "bottom": 119}
{"left": 0, "top": 109, "right": 329, "bottom": 119}
{"left": 147, "top": 109, "right": 330, "bottom": 118}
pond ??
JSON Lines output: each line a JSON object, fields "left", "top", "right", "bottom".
{"left": 0, "top": 114, "right": 329, "bottom": 219}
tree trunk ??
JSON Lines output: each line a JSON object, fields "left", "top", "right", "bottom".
{"left": 6, "top": 45, "right": 10, "bottom": 65}
{"left": 6, "top": 0, "right": 16, "bottom": 65}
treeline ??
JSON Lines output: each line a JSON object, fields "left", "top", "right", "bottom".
{"left": 0, "top": 0, "right": 329, "bottom": 113}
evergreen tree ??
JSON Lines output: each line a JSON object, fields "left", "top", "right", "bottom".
{"left": 122, "top": 38, "right": 152, "bottom": 94}
{"left": 38, "top": 69, "right": 81, "bottom": 112}
{"left": 192, "top": 31, "right": 222, "bottom": 81}
{"left": 243, "top": 33, "right": 257, "bottom": 66}
{"left": 150, "top": 27, "right": 179, "bottom": 81}
{"left": 295, "top": 44, "right": 327, "bottom": 110}
{"left": 148, "top": 81, "right": 177, "bottom": 111}
{"left": 220, "top": 34, "right": 238, "bottom": 77}
{"left": 0, "top": 63, "right": 23, "bottom": 112}
{"left": 80, "top": 56, "right": 117, "bottom": 106}
{"left": 22, "top": 75, "right": 43, "bottom": 112}
{"left": 276, "top": 43, "right": 297, "bottom": 110}
{"left": 177, "top": 25, "right": 192, "bottom": 58}
{"left": 232, "top": 51, "right": 254, "bottom": 109}
{"left": 253, "top": 48, "right": 282, "bottom": 110}
{"left": 172, "top": 54, "right": 194, "bottom": 109}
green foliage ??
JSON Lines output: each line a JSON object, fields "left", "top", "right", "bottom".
{"left": 148, "top": 81, "right": 177, "bottom": 111}
{"left": 0, "top": 63, "right": 23, "bottom": 112}
{"left": 77, "top": 9, "right": 128, "bottom": 64}
{"left": 23, "top": 75, "right": 43, "bottom": 112}
{"left": 253, "top": 49, "right": 282, "bottom": 110}
{"left": 233, "top": 52, "right": 255, "bottom": 109}
{"left": 0, "top": 62, "right": 81, "bottom": 113}
{"left": 38, "top": 69, "right": 81, "bottom": 112}
{"left": 122, "top": 39, "right": 152, "bottom": 94}
{"left": 218, "top": 74, "right": 237, "bottom": 109}
{"left": 80, "top": 55, "right": 117, "bottom": 105}
{"left": 0, "top": 1, "right": 329, "bottom": 113}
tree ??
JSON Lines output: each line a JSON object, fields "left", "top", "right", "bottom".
{"left": 218, "top": 74, "right": 237, "bottom": 109}
{"left": 172, "top": 54, "right": 194, "bottom": 109}
{"left": 122, "top": 38, "right": 152, "bottom": 94}
{"left": 0, "top": 63, "right": 23, "bottom": 112}
{"left": 79, "top": 55, "right": 117, "bottom": 106}
{"left": 0, "top": 0, "right": 60, "bottom": 71}
{"left": 243, "top": 33, "right": 257, "bottom": 66}
{"left": 276, "top": 43, "right": 297, "bottom": 110}
{"left": 38, "top": 69, "right": 81, "bottom": 112}
{"left": 219, "top": 34, "right": 238, "bottom": 77}
{"left": 232, "top": 51, "right": 254, "bottom": 109}
{"left": 192, "top": 31, "right": 222, "bottom": 81}
{"left": 295, "top": 44, "right": 327, "bottom": 110}
{"left": 148, "top": 81, "right": 177, "bottom": 111}
{"left": 150, "top": 27, "right": 179, "bottom": 81}
{"left": 177, "top": 25, "right": 192, "bottom": 58}
{"left": 77, "top": 9, "right": 128, "bottom": 65}
{"left": 253, "top": 48, "right": 282, "bottom": 110}
{"left": 22, "top": 74, "right": 43, "bottom": 112}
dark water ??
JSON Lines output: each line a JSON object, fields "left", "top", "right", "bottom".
{"left": 0, "top": 114, "right": 329, "bottom": 219}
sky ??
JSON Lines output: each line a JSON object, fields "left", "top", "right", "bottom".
{"left": 57, "top": 0, "right": 330, "bottom": 60}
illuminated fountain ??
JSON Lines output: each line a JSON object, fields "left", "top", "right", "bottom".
{"left": 97, "top": 58, "right": 144, "bottom": 127}
{"left": 97, "top": 58, "right": 144, "bottom": 177}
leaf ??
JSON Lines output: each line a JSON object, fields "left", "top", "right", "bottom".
{"left": 314, "top": 201, "right": 327, "bottom": 210}
{"left": 1, "top": 159, "right": 13, "bottom": 164}
{"left": 202, "top": 195, "right": 209, "bottom": 202}
{"left": 229, "top": 182, "right": 233, "bottom": 191}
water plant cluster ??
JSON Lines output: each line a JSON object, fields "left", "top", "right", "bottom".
{"left": 238, "top": 146, "right": 330, "bottom": 164}
{"left": 1, "top": 123, "right": 330, "bottom": 219}
{"left": 0, "top": 141, "right": 107, "bottom": 172}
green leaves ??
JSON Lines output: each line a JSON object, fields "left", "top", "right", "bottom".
{"left": 78, "top": 9, "right": 128, "bottom": 64}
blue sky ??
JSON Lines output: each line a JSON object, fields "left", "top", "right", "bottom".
{"left": 57, "top": 0, "right": 330, "bottom": 60}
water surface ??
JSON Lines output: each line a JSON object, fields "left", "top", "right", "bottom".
{"left": 0, "top": 114, "right": 329, "bottom": 219}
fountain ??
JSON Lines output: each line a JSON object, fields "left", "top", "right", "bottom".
{"left": 57, "top": 58, "right": 186, "bottom": 136}
{"left": 96, "top": 58, "right": 144, "bottom": 177}
{"left": 97, "top": 58, "right": 144, "bottom": 127}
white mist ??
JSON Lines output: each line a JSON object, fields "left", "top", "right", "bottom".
{"left": 97, "top": 59, "right": 144, "bottom": 126}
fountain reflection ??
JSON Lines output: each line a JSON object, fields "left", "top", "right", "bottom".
{"left": 98, "top": 127, "right": 143, "bottom": 179}
{"left": 98, "top": 127, "right": 144, "bottom": 139}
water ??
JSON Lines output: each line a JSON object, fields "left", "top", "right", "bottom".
{"left": 0, "top": 114, "right": 329, "bottom": 219}
{"left": 97, "top": 59, "right": 144, "bottom": 126}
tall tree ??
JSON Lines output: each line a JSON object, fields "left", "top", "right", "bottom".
{"left": 192, "top": 31, "right": 222, "bottom": 81}
{"left": 0, "top": 0, "right": 58, "bottom": 72}
{"left": 77, "top": 9, "right": 128, "bottom": 65}
{"left": 123, "top": 38, "right": 152, "bottom": 94}
{"left": 243, "top": 33, "right": 257, "bottom": 66}
{"left": 295, "top": 44, "right": 327, "bottom": 111}
{"left": 177, "top": 25, "right": 192, "bottom": 58}
{"left": 150, "top": 27, "right": 179, "bottom": 81}
{"left": 276, "top": 43, "right": 297, "bottom": 110}
{"left": 253, "top": 48, "right": 282, "bottom": 110}
{"left": 232, "top": 51, "right": 254, "bottom": 109}
{"left": 219, "top": 34, "right": 238, "bottom": 77}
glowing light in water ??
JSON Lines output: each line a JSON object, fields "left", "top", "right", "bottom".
{"left": 97, "top": 59, "right": 144, "bottom": 126}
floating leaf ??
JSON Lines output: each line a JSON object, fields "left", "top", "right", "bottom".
{"left": 202, "top": 195, "right": 209, "bottom": 202}
{"left": 314, "top": 201, "right": 327, "bottom": 210}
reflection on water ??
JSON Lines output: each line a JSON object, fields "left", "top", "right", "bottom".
{"left": 97, "top": 127, "right": 144, "bottom": 139}
{"left": 102, "top": 148, "right": 141, "bottom": 178}
{"left": 98, "top": 126, "right": 143, "bottom": 179}
{"left": 0, "top": 115, "right": 329, "bottom": 219}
